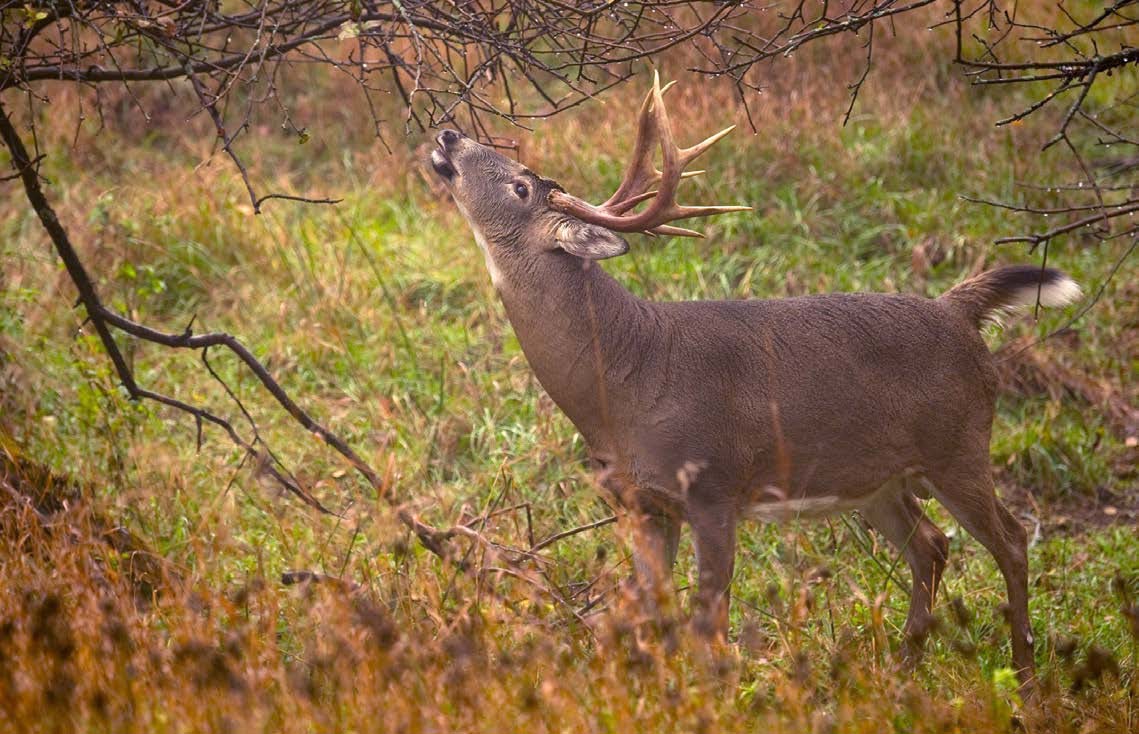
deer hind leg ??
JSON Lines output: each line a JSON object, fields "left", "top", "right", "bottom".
{"left": 688, "top": 500, "right": 737, "bottom": 642}
{"left": 925, "top": 463, "right": 1035, "bottom": 689}
{"left": 860, "top": 484, "right": 949, "bottom": 659}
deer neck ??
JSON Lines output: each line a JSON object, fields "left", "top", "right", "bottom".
{"left": 492, "top": 251, "right": 657, "bottom": 451}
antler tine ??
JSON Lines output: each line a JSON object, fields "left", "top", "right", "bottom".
{"left": 650, "top": 224, "right": 705, "bottom": 238}
{"left": 639, "top": 72, "right": 682, "bottom": 222}
{"left": 679, "top": 125, "right": 736, "bottom": 167}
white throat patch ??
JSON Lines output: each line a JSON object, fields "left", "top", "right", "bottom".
{"left": 471, "top": 226, "right": 503, "bottom": 287}
{"left": 454, "top": 201, "right": 503, "bottom": 287}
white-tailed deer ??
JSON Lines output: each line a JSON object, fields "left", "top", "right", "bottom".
{"left": 429, "top": 74, "right": 1079, "bottom": 688}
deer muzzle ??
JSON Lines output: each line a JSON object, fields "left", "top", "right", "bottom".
{"left": 430, "top": 129, "right": 461, "bottom": 180}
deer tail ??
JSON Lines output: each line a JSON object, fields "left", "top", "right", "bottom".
{"left": 939, "top": 265, "right": 1081, "bottom": 329}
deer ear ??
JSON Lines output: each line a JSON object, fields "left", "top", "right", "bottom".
{"left": 554, "top": 219, "right": 629, "bottom": 260}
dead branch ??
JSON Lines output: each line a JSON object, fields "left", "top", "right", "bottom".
{"left": 0, "top": 98, "right": 499, "bottom": 554}
{"left": 531, "top": 515, "right": 618, "bottom": 553}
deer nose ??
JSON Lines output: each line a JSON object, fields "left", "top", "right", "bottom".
{"left": 436, "top": 129, "right": 462, "bottom": 149}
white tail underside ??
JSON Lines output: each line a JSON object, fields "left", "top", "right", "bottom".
{"left": 1007, "top": 275, "right": 1082, "bottom": 308}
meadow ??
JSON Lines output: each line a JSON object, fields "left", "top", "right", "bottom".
{"left": 1, "top": 14, "right": 1137, "bottom": 734}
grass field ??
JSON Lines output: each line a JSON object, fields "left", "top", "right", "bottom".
{"left": 1, "top": 14, "right": 1137, "bottom": 734}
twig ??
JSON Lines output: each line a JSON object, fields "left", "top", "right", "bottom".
{"left": 256, "top": 193, "right": 344, "bottom": 210}
{"left": 531, "top": 515, "right": 617, "bottom": 553}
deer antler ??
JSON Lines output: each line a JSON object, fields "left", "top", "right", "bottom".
{"left": 547, "top": 72, "right": 750, "bottom": 238}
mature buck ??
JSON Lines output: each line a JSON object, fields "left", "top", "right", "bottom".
{"left": 429, "top": 75, "right": 1079, "bottom": 687}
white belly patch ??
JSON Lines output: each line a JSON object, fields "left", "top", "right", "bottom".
{"left": 745, "top": 494, "right": 869, "bottom": 521}
{"left": 744, "top": 473, "right": 926, "bottom": 521}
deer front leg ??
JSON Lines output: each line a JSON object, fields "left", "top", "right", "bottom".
{"left": 688, "top": 500, "right": 738, "bottom": 642}
{"left": 630, "top": 511, "right": 681, "bottom": 606}
{"left": 598, "top": 467, "right": 682, "bottom": 616}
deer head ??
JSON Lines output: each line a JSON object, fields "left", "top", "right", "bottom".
{"left": 429, "top": 72, "right": 749, "bottom": 282}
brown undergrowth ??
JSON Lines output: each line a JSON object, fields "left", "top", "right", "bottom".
{"left": 0, "top": 436, "right": 1136, "bottom": 733}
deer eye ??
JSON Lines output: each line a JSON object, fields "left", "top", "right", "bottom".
{"left": 512, "top": 181, "right": 529, "bottom": 199}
